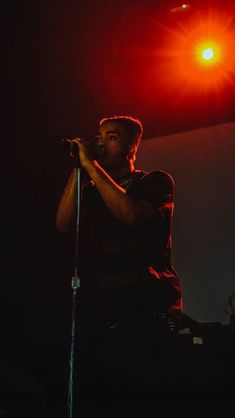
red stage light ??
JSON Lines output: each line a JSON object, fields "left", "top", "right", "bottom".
{"left": 196, "top": 42, "right": 221, "bottom": 66}
{"left": 155, "top": 9, "right": 235, "bottom": 92}
{"left": 201, "top": 48, "right": 214, "bottom": 61}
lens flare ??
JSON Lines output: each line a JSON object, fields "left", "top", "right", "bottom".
{"left": 154, "top": 9, "right": 235, "bottom": 92}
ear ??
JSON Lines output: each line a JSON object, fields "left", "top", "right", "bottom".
{"left": 127, "top": 144, "right": 136, "bottom": 162}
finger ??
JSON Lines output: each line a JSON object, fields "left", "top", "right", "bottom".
{"left": 71, "top": 137, "right": 82, "bottom": 144}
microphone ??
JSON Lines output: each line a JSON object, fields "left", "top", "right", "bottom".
{"left": 60, "top": 138, "right": 105, "bottom": 162}
{"left": 60, "top": 139, "right": 79, "bottom": 154}
{"left": 60, "top": 139, "right": 81, "bottom": 167}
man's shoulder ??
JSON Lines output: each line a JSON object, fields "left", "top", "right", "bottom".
{"left": 134, "top": 169, "right": 175, "bottom": 187}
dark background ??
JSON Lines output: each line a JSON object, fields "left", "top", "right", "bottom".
{"left": 1, "top": 0, "right": 235, "bottom": 416}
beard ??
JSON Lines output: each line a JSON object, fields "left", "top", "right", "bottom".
{"left": 92, "top": 141, "right": 130, "bottom": 173}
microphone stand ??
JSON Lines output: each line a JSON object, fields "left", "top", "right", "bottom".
{"left": 67, "top": 156, "right": 82, "bottom": 418}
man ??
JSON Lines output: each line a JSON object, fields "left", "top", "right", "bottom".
{"left": 56, "top": 115, "right": 182, "bottom": 411}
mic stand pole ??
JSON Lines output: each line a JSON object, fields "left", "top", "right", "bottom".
{"left": 67, "top": 161, "right": 82, "bottom": 418}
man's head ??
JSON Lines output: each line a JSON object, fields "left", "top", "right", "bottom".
{"left": 97, "top": 116, "right": 143, "bottom": 165}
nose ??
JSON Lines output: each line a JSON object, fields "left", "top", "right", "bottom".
{"left": 96, "top": 137, "right": 104, "bottom": 146}
{"left": 93, "top": 136, "right": 105, "bottom": 159}
{"left": 94, "top": 134, "right": 102, "bottom": 144}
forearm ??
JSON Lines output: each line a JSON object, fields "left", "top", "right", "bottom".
{"left": 56, "top": 168, "right": 78, "bottom": 233}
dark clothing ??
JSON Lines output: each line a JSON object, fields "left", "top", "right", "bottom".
{"left": 78, "top": 169, "right": 182, "bottom": 326}
{"left": 75, "top": 169, "right": 182, "bottom": 415}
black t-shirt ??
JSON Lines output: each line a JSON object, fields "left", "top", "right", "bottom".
{"left": 78, "top": 169, "right": 182, "bottom": 324}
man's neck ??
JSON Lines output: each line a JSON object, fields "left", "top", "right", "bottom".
{"left": 105, "top": 161, "right": 135, "bottom": 181}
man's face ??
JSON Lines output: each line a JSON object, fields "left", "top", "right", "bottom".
{"left": 95, "top": 121, "right": 131, "bottom": 168}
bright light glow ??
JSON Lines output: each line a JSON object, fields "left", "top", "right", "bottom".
{"left": 153, "top": 10, "right": 235, "bottom": 92}
{"left": 196, "top": 43, "right": 220, "bottom": 66}
{"left": 202, "top": 48, "right": 214, "bottom": 60}
{"left": 181, "top": 4, "right": 188, "bottom": 8}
